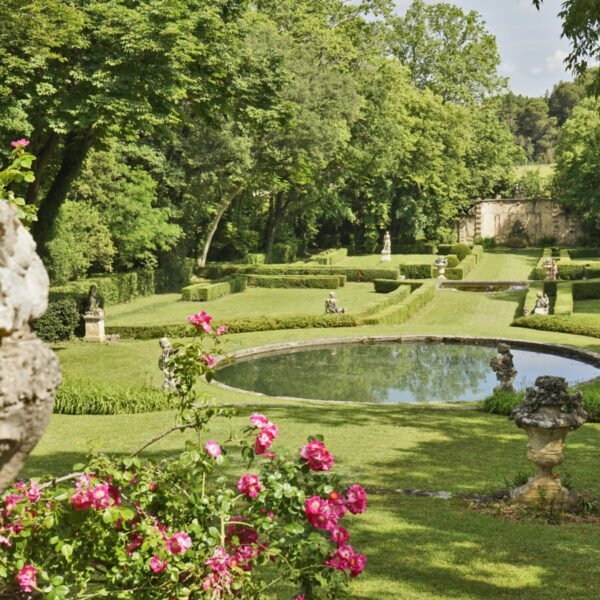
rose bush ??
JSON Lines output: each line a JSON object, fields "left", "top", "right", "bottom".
{"left": 0, "top": 313, "right": 367, "bottom": 598}
{"left": 0, "top": 140, "right": 38, "bottom": 227}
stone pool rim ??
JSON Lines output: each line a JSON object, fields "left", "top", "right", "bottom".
{"left": 212, "top": 335, "right": 600, "bottom": 405}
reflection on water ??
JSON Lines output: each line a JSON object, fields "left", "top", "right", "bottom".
{"left": 216, "top": 343, "right": 599, "bottom": 404}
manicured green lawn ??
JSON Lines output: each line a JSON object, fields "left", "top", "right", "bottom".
{"left": 465, "top": 250, "right": 541, "bottom": 281}
{"left": 574, "top": 299, "right": 600, "bottom": 314}
{"left": 106, "top": 284, "right": 379, "bottom": 326}
{"left": 29, "top": 251, "right": 600, "bottom": 599}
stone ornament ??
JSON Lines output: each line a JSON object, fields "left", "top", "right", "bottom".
{"left": 433, "top": 256, "right": 448, "bottom": 279}
{"left": 510, "top": 376, "right": 588, "bottom": 507}
{"left": 532, "top": 291, "right": 550, "bottom": 315}
{"left": 490, "top": 342, "right": 517, "bottom": 393}
{"left": 0, "top": 201, "right": 61, "bottom": 493}
{"left": 380, "top": 230, "right": 391, "bottom": 262}
{"left": 158, "top": 337, "right": 179, "bottom": 391}
{"left": 84, "top": 284, "right": 106, "bottom": 342}
{"left": 325, "top": 291, "right": 345, "bottom": 314}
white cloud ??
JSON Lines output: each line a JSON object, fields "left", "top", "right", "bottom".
{"left": 530, "top": 50, "right": 569, "bottom": 75}
{"left": 499, "top": 62, "right": 518, "bottom": 75}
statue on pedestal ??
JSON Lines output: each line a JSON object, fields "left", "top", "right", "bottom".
{"left": 490, "top": 343, "right": 517, "bottom": 393}
{"left": 532, "top": 292, "right": 550, "bottom": 315}
{"left": 158, "top": 337, "right": 178, "bottom": 391}
{"left": 325, "top": 291, "right": 345, "bottom": 314}
{"left": 434, "top": 256, "right": 448, "bottom": 279}
{"left": 84, "top": 285, "right": 106, "bottom": 342}
{"left": 380, "top": 231, "right": 391, "bottom": 262}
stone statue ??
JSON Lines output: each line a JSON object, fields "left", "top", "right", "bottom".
{"left": 532, "top": 291, "right": 550, "bottom": 315}
{"left": 510, "top": 376, "right": 588, "bottom": 507}
{"left": 433, "top": 256, "right": 448, "bottom": 279}
{"left": 490, "top": 343, "right": 517, "bottom": 392}
{"left": 550, "top": 261, "right": 558, "bottom": 281}
{"left": 325, "top": 291, "right": 345, "bottom": 314}
{"left": 158, "top": 337, "right": 178, "bottom": 391}
{"left": 84, "top": 284, "right": 106, "bottom": 342}
{"left": 0, "top": 201, "right": 61, "bottom": 493}
{"left": 380, "top": 230, "right": 391, "bottom": 262}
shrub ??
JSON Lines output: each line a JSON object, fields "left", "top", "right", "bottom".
{"left": 529, "top": 266, "right": 547, "bottom": 280}
{"left": 400, "top": 264, "right": 433, "bottom": 279}
{"left": 244, "top": 253, "right": 266, "bottom": 265}
{"left": 576, "top": 380, "right": 600, "bottom": 422}
{"left": 394, "top": 242, "right": 437, "bottom": 254}
{"left": 474, "top": 236, "right": 496, "bottom": 249}
{"left": 572, "top": 279, "right": 600, "bottom": 300}
{"left": 445, "top": 254, "right": 460, "bottom": 268}
{"left": 569, "top": 248, "right": 600, "bottom": 259}
{"left": 155, "top": 258, "right": 197, "bottom": 293}
{"left": 585, "top": 266, "right": 600, "bottom": 279}
{"left": 246, "top": 274, "right": 345, "bottom": 288}
{"left": 32, "top": 297, "right": 80, "bottom": 342}
{"left": 450, "top": 243, "right": 472, "bottom": 261}
{"left": 482, "top": 389, "right": 525, "bottom": 415}
{"left": 558, "top": 264, "right": 585, "bottom": 280}
{"left": 437, "top": 244, "right": 452, "bottom": 254}
{"left": 513, "top": 314, "right": 600, "bottom": 338}
{"left": 181, "top": 276, "right": 247, "bottom": 301}
{"left": 373, "top": 279, "right": 404, "bottom": 293}
{"left": 364, "top": 281, "right": 436, "bottom": 325}
{"left": 504, "top": 236, "right": 528, "bottom": 248}
{"left": 357, "top": 284, "right": 411, "bottom": 317}
{"left": 311, "top": 248, "right": 348, "bottom": 265}
{"left": 55, "top": 379, "right": 176, "bottom": 415}
{"left": 270, "top": 242, "right": 297, "bottom": 263}
{"left": 440, "top": 266, "right": 464, "bottom": 280}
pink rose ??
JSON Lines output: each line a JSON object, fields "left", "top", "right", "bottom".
{"left": 237, "top": 474, "right": 262, "bottom": 499}
{"left": 150, "top": 555, "right": 167, "bottom": 573}
{"left": 71, "top": 490, "right": 92, "bottom": 511}
{"left": 90, "top": 484, "right": 112, "bottom": 510}
{"left": 345, "top": 484, "right": 367, "bottom": 514}
{"left": 166, "top": 531, "right": 192, "bottom": 555}
{"left": 330, "top": 525, "right": 350, "bottom": 546}
{"left": 204, "top": 440, "right": 222, "bottom": 458}
{"left": 304, "top": 496, "right": 338, "bottom": 531}
{"left": 4, "top": 494, "right": 24, "bottom": 513}
{"left": 202, "top": 354, "right": 216, "bottom": 367}
{"left": 187, "top": 311, "right": 212, "bottom": 329}
{"left": 205, "top": 546, "right": 231, "bottom": 573}
{"left": 249, "top": 413, "right": 269, "bottom": 428}
{"left": 202, "top": 322, "right": 213, "bottom": 334}
{"left": 0, "top": 536, "right": 11, "bottom": 547}
{"left": 217, "top": 326, "right": 228, "bottom": 335}
{"left": 300, "top": 440, "right": 334, "bottom": 471}
{"left": 11, "top": 139, "right": 29, "bottom": 149}
{"left": 16, "top": 564, "right": 37, "bottom": 593}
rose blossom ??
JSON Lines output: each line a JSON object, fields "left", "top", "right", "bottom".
{"left": 217, "top": 326, "right": 228, "bottom": 335}
{"left": 0, "top": 536, "right": 11, "bottom": 547}
{"left": 328, "top": 490, "right": 347, "bottom": 518}
{"left": 4, "top": 494, "right": 24, "bottom": 513}
{"left": 11, "top": 139, "right": 29, "bottom": 149}
{"left": 326, "top": 544, "right": 366, "bottom": 577}
{"left": 330, "top": 525, "right": 350, "bottom": 546}
{"left": 204, "top": 440, "right": 222, "bottom": 458}
{"left": 345, "top": 484, "right": 367, "bottom": 514}
{"left": 205, "top": 546, "right": 231, "bottom": 573}
{"left": 150, "top": 555, "right": 167, "bottom": 573}
{"left": 202, "top": 354, "right": 216, "bottom": 367}
{"left": 16, "top": 564, "right": 37, "bottom": 593}
{"left": 249, "top": 414, "right": 279, "bottom": 455}
{"left": 304, "top": 496, "right": 338, "bottom": 531}
{"left": 166, "top": 531, "right": 192, "bottom": 554}
{"left": 187, "top": 311, "right": 212, "bottom": 329}
{"left": 237, "top": 474, "right": 262, "bottom": 499}
{"left": 300, "top": 440, "right": 334, "bottom": 471}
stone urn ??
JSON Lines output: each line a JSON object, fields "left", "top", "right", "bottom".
{"left": 510, "top": 376, "right": 587, "bottom": 507}
{"left": 433, "top": 256, "right": 448, "bottom": 279}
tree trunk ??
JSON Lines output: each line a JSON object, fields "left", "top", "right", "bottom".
{"left": 25, "top": 132, "right": 63, "bottom": 206}
{"left": 197, "top": 184, "right": 243, "bottom": 267}
{"left": 265, "top": 193, "right": 290, "bottom": 259}
{"left": 32, "top": 129, "right": 96, "bottom": 255}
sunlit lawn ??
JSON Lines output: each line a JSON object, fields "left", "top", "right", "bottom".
{"left": 465, "top": 250, "right": 541, "bottom": 281}
{"left": 574, "top": 299, "right": 600, "bottom": 315}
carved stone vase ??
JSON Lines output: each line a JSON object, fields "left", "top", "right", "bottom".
{"left": 510, "top": 376, "right": 587, "bottom": 507}
{"left": 0, "top": 201, "right": 61, "bottom": 492}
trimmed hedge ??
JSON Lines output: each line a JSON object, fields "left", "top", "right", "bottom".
{"left": 270, "top": 243, "right": 296, "bottom": 263}
{"left": 364, "top": 281, "right": 436, "bottom": 325}
{"left": 245, "top": 253, "right": 266, "bottom": 265}
{"left": 439, "top": 266, "right": 463, "bottom": 280}
{"left": 399, "top": 264, "right": 432, "bottom": 279}
{"left": 374, "top": 279, "right": 404, "bottom": 293}
{"left": 310, "top": 248, "right": 348, "bottom": 266}
{"left": 572, "top": 279, "right": 600, "bottom": 300}
{"left": 585, "top": 266, "right": 600, "bottom": 279}
{"left": 357, "top": 284, "right": 412, "bottom": 318}
{"left": 199, "top": 264, "right": 399, "bottom": 282}
{"left": 569, "top": 248, "right": 600, "bottom": 259}
{"left": 451, "top": 243, "right": 472, "bottom": 261}
{"left": 557, "top": 264, "right": 585, "bottom": 280}
{"left": 394, "top": 242, "right": 437, "bottom": 254}
{"left": 55, "top": 379, "right": 176, "bottom": 415}
{"left": 246, "top": 274, "right": 346, "bottom": 289}
{"left": 513, "top": 314, "right": 600, "bottom": 338}
{"left": 437, "top": 244, "right": 452, "bottom": 255}
{"left": 155, "top": 258, "right": 196, "bottom": 294}
{"left": 445, "top": 254, "right": 460, "bottom": 268}
{"left": 32, "top": 297, "right": 80, "bottom": 342}
{"left": 181, "top": 276, "right": 247, "bottom": 301}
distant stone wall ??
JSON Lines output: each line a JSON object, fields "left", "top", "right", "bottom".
{"left": 459, "top": 199, "right": 582, "bottom": 244}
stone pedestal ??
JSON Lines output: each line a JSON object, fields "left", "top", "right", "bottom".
{"left": 380, "top": 250, "right": 391, "bottom": 262}
{"left": 84, "top": 311, "right": 106, "bottom": 342}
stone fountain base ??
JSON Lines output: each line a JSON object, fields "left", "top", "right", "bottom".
{"left": 511, "top": 475, "right": 571, "bottom": 508}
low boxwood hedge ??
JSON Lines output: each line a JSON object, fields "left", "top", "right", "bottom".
{"left": 246, "top": 274, "right": 346, "bottom": 288}
{"left": 364, "top": 281, "right": 436, "bottom": 325}
{"left": 310, "top": 248, "right": 348, "bottom": 265}
{"left": 572, "top": 279, "right": 600, "bottom": 300}
{"left": 399, "top": 264, "right": 432, "bottom": 279}
{"left": 394, "top": 242, "right": 437, "bottom": 254}
{"left": 513, "top": 314, "right": 600, "bottom": 338}
{"left": 557, "top": 264, "right": 585, "bottom": 280}
{"left": 569, "top": 248, "right": 600, "bottom": 259}
{"left": 181, "top": 276, "right": 247, "bottom": 301}
{"left": 245, "top": 253, "right": 266, "bottom": 265}
{"left": 451, "top": 243, "right": 472, "bottom": 261}
{"left": 585, "top": 266, "right": 600, "bottom": 279}
{"left": 445, "top": 254, "right": 460, "bottom": 268}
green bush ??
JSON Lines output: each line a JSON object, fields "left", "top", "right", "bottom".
{"left": 364, "top": 281, "right": 436, "bottom": 325}
{"left": 155, "top": 258, "right": 197, "bottom": 293}
{"left": 529, "top": 266, "right": 547, "bottom": 281}
{"left": 572, "top": 279, "right": 600, "bottom": 300}
{"left": 181, "top": 276, "right": 247, "bottom": 301}
{"left": 440, "top": 266, "right": 464, "bottom": 280}
{"left": 357, "top": 284, "right": 411, "bottom": 317}
{"left": 450, "top": 243, "right": 472, "bottom": 261}
{"left": 445, "top": 254, "right": 460, "bottom": 268}
{"left": 473, "top": 237, "right": 496, "bottom": 250}
{"left": 374, "top": 279, "right": 404, "bottom": 293}
{"left": 481, "top": 389, "right": 525, "bottom": 415}
{"left": 558, "top": 264, "right": 585, "bottom": 280}
{"left": 513, "top": 314, "right": 600, "bottom": 338}
{"left": 311, "top": 248, "right": 348, "bottom": 265}
{"left": 55, "top": 379, "right": 176, "bottom": 415}
{"left": 270, "top": 242, "right": 297, "bottom": 263}
{"left": 437, "top": 244, "right": 452, "bottom": 255}
{"left": 568, "top": 248, "right": 600, "bottom": 259}
{"left": 32, "top": 297, "right": 81, "bottom": 342}
{"left": 199, "top": 264, "right": 399, "bottom": 282}
{"left": 400, "top": 264, "right": 433, "bottom": 279}
{"left": 246, "top": 274, "right": 345, "bottom": 288}
{"left": 585, "top": 266, "right": 600, "bottom": 279}
{"left": 575, "top": 380, "right": 600, "bottom": 422}
{"left": 245, "top": 253, "right": 266, "bottom": 265}
{"left": 394, "top": 242, "right": 437, "bottom": 254}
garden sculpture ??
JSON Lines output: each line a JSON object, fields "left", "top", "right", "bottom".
{"left": 510, "top": 376, "right": 588, "bottom": 507}
{"left": 84, "top": 284, "right": 106, "bottom": 342}
{"left": 380, "top": 230, "right": 391, "bottom": 262}
{"left": 550, "top": 260, "right": 558, "bottom": 281}
{"left": 490, "top": 342, "right": 517, "bottom": 392}
{"left": 532, "top": 292, "right": 550, "bottom": 315}
{"left": 433, "top": 256, "right": 448, "bottom": 279}
{"left": 325, "top": 291, "right": 345, "bottom": 314}
{"left": 158, "top": 337, "right": 179, "bottom": 391}
{"left": 0, "top": 201, "right": 61, "bottom": 493}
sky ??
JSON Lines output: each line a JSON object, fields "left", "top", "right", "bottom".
{"left": 393, "top": 0, "right": 574, "bottom": 97}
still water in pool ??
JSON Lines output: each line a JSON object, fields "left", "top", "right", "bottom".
{"left": 216, "top": 343, "right": 599, "bottom": 403}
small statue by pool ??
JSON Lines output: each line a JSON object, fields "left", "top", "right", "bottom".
{"left": 380, "top": 230, "right": 392, "bottom": 262}
{"left": 325, "top": 291, "right": 345, "bottom": 314}
{"left": 490, "top": 342, "right": 517, "bottom": 392}
{"left": 532, "top": 291, "right": 550, "bottom": 315}
{"left": 158, "top": 337, "right": 179, "bottom": 391}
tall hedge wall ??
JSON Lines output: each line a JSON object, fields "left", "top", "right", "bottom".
{"left": 246, "top": 274, "right": 346, "bottom": 288}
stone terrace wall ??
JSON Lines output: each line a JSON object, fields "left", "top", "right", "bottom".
{"left": 459, "top": 199, "right": 582, "bottom": 244}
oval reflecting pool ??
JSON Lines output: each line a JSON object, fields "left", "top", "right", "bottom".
{"left": 216, "top": 343, "right": 600, "bottom": 404}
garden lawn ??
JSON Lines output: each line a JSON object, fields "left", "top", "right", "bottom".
{"left": 106, "top": 284, "right": 378, "bottom": 327}
{"left": 465, "top": 249, "right": 541, "bottom": 281}
{"left": 29, "top": 251, "right": 600, "bottom": 599}
{"left": 574, "top": 299, "right": 600, "bottom": 314}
